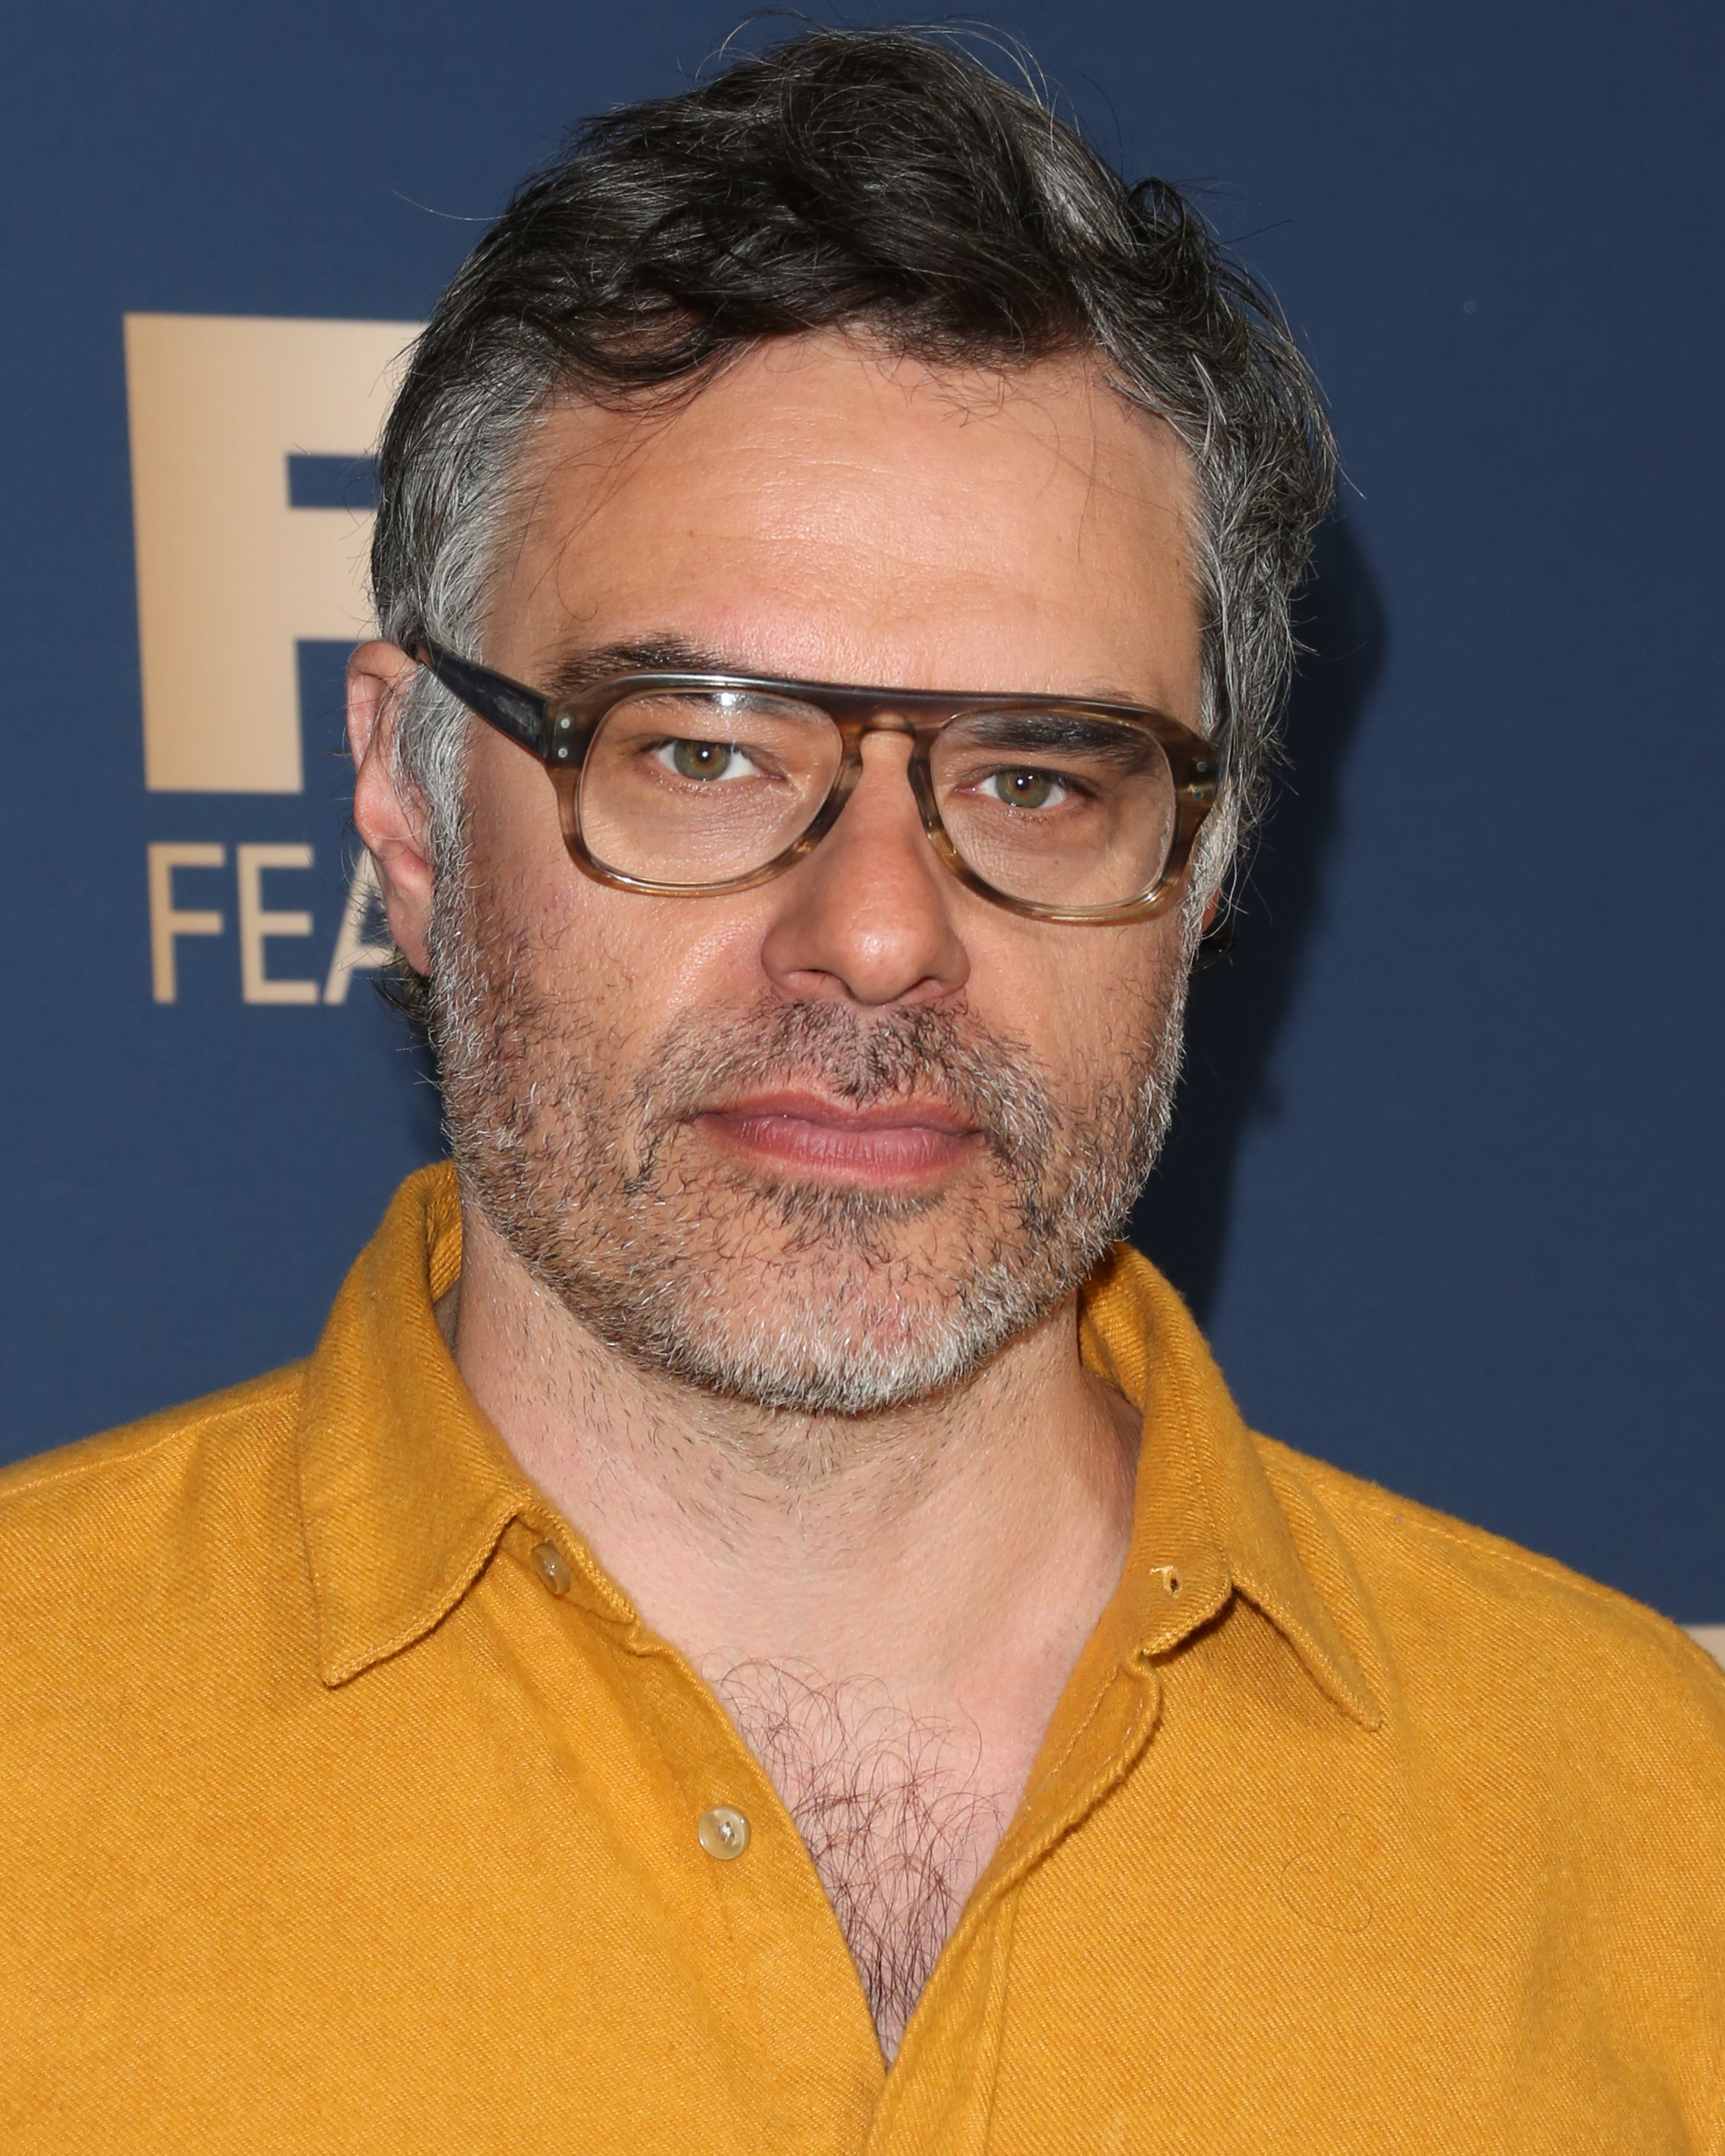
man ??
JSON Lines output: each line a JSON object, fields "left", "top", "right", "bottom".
{"left": 4, "top": 27, "right": 1721, "bottom": 2152}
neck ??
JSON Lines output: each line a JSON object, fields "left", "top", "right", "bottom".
{"left": 445, "top": 1199, "right": 1141, "bottom": 2056}
{"left": 448, "top": 1203, "right": 1138, "bottom": 1695}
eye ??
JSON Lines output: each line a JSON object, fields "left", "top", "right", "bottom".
{"left": 977, "top": 766, "right": 1069, "bottom": 810}
{"left": 654, "top": 738, "right": 760, "bottom": 783}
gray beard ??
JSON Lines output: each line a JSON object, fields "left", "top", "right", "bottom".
{"left": 427, "top": 870, "right": 1188, "bottom": 1419}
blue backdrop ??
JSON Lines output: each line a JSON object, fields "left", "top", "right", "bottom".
{"left": 3, "top": 1, "right": 1719, "bottom": 1630}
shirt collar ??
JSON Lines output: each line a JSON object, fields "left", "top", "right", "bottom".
{"left": 1079, "top": 1243, "right": 1383, "bottom": 1727}
{"left": 298, "top": 1165, "right": 1381, "bottom": 1726}
{"left": 296, "top": 1165, "right": 542, "bottom": 1687}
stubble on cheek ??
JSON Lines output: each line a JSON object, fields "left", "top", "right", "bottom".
{"left": 427, "top": 864, "right": 1186, "bottom": 1415}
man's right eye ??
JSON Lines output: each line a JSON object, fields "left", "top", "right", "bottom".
{"left": 657, "top": 740, "right": 757, "bottom": 782}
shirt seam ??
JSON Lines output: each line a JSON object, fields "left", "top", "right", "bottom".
{"left": 974, "top": 1889, "right": 1019, "bottom": 2152}
{"left": 881, "top": 1889, "right": 1021, "bottom": 2153}
{"left": 0, "top": 1392, "right": 293, "bottom": 1508}
{"left": 1333, "top": 1481, "right": 1725, "bottom": 1667}
{"left": 1024, "top": 1661, "right": 1128, "bottom": 1809}
{"left": 915, "top": 1666, "right": 1157, "bottom": 2082}
{"left": 988, "top": 1661, "right": 1161, "bottom": 1913}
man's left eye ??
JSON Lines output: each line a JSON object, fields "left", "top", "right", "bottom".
{"left": 978, "top": 767, "right": 1067, "bottom": 810}
{"left": 657, "top": 739, "right": 758, "bottom": 782}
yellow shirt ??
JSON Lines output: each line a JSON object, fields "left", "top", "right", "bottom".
{"left": 3, "top": 1164, "right": 1722, "bottom": 2153}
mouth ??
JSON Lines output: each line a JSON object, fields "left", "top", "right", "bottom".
{"left": 694, "top": 1088, "right": 985, "bottom": 1188}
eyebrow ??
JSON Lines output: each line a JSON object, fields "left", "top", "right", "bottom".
{"left": 542, "top": 637, "right": 739, "bottom": 703}
{"left": 538, "top": 635, "right": 1165, "bottom": 716}
{"left": 952, "top": 710, "right": 1165, "bottom": 761}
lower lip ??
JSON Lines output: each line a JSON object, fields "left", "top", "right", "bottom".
{"left": 696, "top": 1109, "right": 981, "bottom": 1185}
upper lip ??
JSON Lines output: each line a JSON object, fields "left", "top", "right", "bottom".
{"left": 701, "top": 1089, "right": 980, "bottom": 1136}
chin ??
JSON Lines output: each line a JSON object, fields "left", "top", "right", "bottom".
{"left": 623, "top": 1293, "right": 1019, "bottom": 1418}
{"left": 584, "top": 1208, "right": 1084, "bottom": 1418}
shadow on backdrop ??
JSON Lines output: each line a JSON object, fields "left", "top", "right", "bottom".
{"left": 1130, "top": 515, "right": 1386, "bottom": 1324}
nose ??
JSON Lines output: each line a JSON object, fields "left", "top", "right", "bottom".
{"left": 758, "top": 731, "right": 970, "bottom": 1008}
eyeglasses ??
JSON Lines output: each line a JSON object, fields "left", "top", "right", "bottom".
{"left": 415, "top": 641, "right": 1219, "bottom": 924}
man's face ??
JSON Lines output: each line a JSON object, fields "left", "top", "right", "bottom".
{"left": 426, "top": 336, "right": 1205, "bottom": 1419}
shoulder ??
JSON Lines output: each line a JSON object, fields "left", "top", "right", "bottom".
{"left": 0, "top": 1365, "right": 309, "bottom": 1636}
{"left": 0, "top": 1362, "right": 306, "bottom": 1511}
{"left": 1255, "top": 1428, "right": 1725, "bottom": 1782}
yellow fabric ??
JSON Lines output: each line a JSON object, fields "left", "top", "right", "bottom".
{"left": 3, "top": 1162, "right": 1722, "bottom": 2152}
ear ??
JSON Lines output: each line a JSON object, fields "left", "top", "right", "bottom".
{"left": 348, "top": 640, "right": 435, "bottom": 976}
{"left": 1201, "top": 892, "right": 1222, "bottom": 933}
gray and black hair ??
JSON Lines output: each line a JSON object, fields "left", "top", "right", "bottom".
{"left": 371, "top": 24, "right": 1336, "bottom": 912}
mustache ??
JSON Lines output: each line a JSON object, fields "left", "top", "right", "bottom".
{"left": 633, "top": 996, "right": 1059, "bottom": 1170}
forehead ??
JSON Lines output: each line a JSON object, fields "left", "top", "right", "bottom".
{"left": 486, "top": 334, "right": 1201, "bottom": 709}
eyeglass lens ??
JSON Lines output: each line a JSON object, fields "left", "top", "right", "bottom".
{"left": 575, "top": 689, "right": 1178, "bottom": 907}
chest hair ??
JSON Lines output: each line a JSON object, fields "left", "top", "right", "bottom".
{"left": 714, "top": 1662, "right": 1006, "bottom": 2061}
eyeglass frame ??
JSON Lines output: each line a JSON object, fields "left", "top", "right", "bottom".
{"left": 413, "top": 639, "right": 1221, "bottom": 924}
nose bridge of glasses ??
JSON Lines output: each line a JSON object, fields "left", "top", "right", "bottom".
{"left": 844, "top": 718, "right": 929, "bottom": 791}
{"left": 825, "top": 725, "right": 947, "bottom": 860}
{"left": 830, "top": 702, "right": 924, "bottom": 750}
{"left": 865, "top": 714, "right": 921, "bottom": 742}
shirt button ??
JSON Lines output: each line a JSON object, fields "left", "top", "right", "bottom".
{"left": 698, "top": 1805, "right": 750, "bottom": 1860}
{"left": 531, "top": 1540, "right": 572, "bottom": 1595}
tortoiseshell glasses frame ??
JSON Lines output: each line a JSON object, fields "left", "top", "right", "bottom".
{"left": 415, "top": 640, "right": 1219, "bottom": 925}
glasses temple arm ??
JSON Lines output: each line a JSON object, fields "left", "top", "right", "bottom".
{"left": 416, "top": 642, "right": 552, "bottom": 757}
